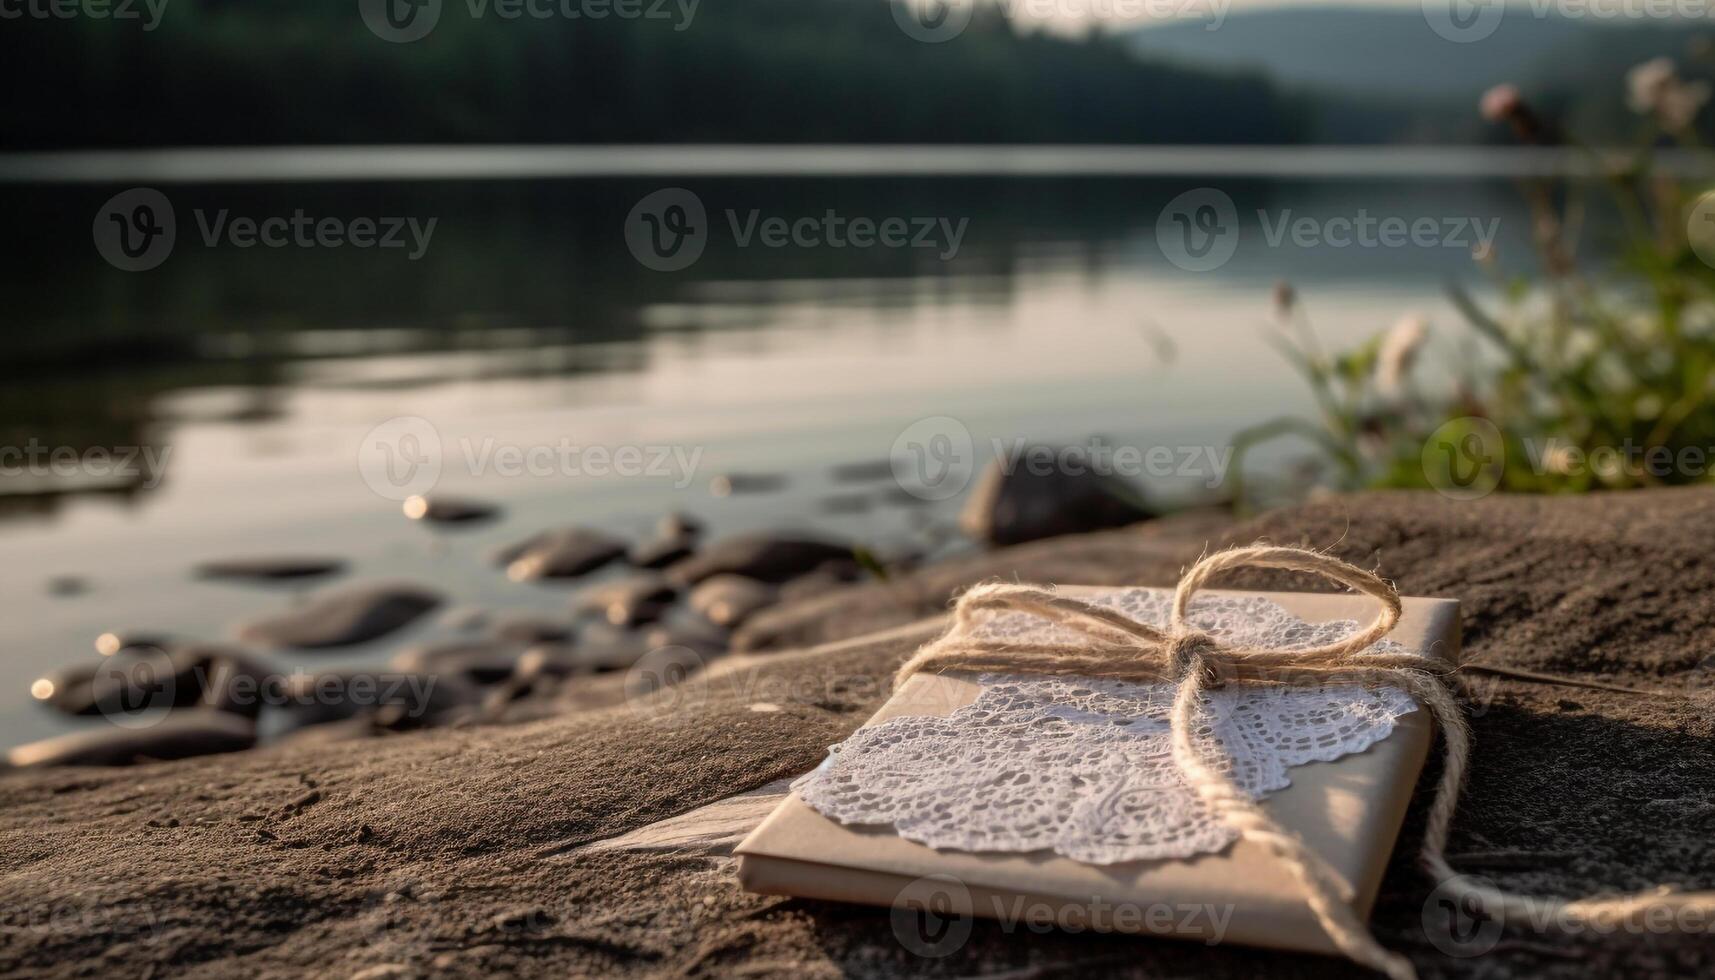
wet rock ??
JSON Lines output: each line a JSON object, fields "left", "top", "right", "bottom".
{"left": 578, "top": 574, "right": 677, "bottom": 626}
{"left": 193, "top": 557, "right": 347, "bottom": 583}
{"left": 688, "top": 575, "right": 778, "bottom": 629}
{"left": 180, "top": 647, "right": 279, "bottom": 718}
{"left": 628, "top": 533, "right": 695, "bottom": 570}
{"left": 31, "top": 646, "right": 275, "bottom": 720}
{"left": 641, "top": 620, "right": 731, "bottom": 659}
{"left": 778, "top": 561, "right": 864, "bottom": 601}
{"left": 403, "top": 495, "right": 500, "bottom": 525}
{"left": 487, "top": 615, "right": 573, "bottom": 645}
{"left": 495, "top": 528, "right": 626, "bottom": 581}
{"left": 276, "top": 670, "right": 478, "bottom": 731}
{"left": 237, "top": 583, "right": 442, "bottom": 649}
{"left": 95, "top": 631, "right": 173, "bottom": 657}
{"left": 574, "top": 623, "right": 654, "bottom": 671}
{"left": 817, "top": 493, "right": 874, "bottom": 516}
{"left": 510, "top": 646, "right": 580, "bottom": 684}
{"left": 46, "top": 576, "right": 89, "bottom": 597}
{"left": 709, "top": 473, "right": 787, "bottom": 497}
{"left": 627, "top": 512, "right": 706, "bottom": 569}
{"left": 877, "top": 486, "right": 936, "bottom": 508}
{"left": 7, "top": 712, "right": 256, "bottom": 767}
{"left": 664, "top": 534, "right": 853, "bottom": 585}
{"left": 520, "top": 624, "right": 649, "bottom": 677}
{"left": 390, "top": 642, "right": 526, "bottom": 686}
{"left": 656, "top": 512, "right": 704, "bottom": 539}
{"left": 829, "top": 459, "right": 897, "bottom": 484}
{"left": 958, "top": 455, "right": 1152, "bottom": 546}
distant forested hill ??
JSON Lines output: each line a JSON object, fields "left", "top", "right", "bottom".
{"left": 0, "top": 0, "right": 1303, "bottom": 149}
{"left": 1126, "top": 7, "right": 1715, "bottom": 143}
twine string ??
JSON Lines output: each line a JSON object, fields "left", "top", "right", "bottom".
{"left": 893, "top": 545, "right": 1715, "bottom": 980}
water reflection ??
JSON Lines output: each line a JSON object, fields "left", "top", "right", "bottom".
{"left": 0, "top": 167, "right": 1631, "bottom": 747}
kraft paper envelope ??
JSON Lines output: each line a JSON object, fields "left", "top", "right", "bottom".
{"left": 735, "top": 587, "right": 1461, "bottom": 956}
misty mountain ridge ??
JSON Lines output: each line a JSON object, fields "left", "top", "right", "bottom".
{"left": 1126, "top": 5, "right": 1711, "bottom": 102}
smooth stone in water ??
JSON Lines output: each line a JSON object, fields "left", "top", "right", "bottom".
{"left": 664, "top": 534, "right": 853, "bottom": 585}
{"left": 829, "top": 459, "right": 897, "bottom": 484}
{"left": 688, "top": 575, "right": 778, "bottom": 629}
{"left": 7, "top": 712, "right": 256, "bottom": 767}
{"left": 817, "top": 493, "right": 874, "bottom": 515}
{"left": 237, "top": 582, "right": 442, "bottom": 649}
{"left": 487, "top": 615, "right": 573, "bottom": 645}
{"left": 193, "top": 556, "right": 348, "bottom": 582}
{"left": 521, "top": 624, "right": 649, "bottom": 676}
{"left": 95, "top": 631, "right": 173, "bottom": 657}
{"left": 708, "top": 473, "right": 787, "bottom": 497}
{"left": 33, "top": 645, "right": 277, "bottom": 720}
{"left": 47, "top": 576, "right": 89, "bottom": 597}
{"left": 495, "top": 528, "right": 627, "bottom": 581}
{"left": 958, "top": 453, "right": 1153, "bottom": 546}
{"left": 655, "top": 512, "right": 704, "bottom": 539}
{"left": 578, "top": 574, "right": 677, "bottom": 626}
{"left": 627, "top": 532, "right": 696, "bottom": 570}
{"left": 642, "top": 620, "right": 731, "bottom": 659}
{"left": 390, "top": 641, "right": 526, "bottom": 686}
{"left": 276, "top": 670, "right": 478, "bottom": 731}
{"left": 402, "top": 495, "right": 500, "bottom": 525}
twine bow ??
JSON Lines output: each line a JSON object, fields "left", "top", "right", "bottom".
{"left": 894, "top": 545, "right": 1715, "bottom": 980}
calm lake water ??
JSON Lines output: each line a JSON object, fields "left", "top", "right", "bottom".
{"left": 0, "top": 154, "right": 1613, "bottom": 749}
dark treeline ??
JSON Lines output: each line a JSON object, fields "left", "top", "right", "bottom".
{"left": 0, "top": 0, "right": 1303, "bottom": 149}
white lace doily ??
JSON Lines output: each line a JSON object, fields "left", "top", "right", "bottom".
{"left": 794, "top": 588, "right": 1418, "bottom": 864}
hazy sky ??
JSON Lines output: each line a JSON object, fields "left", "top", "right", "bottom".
{"left": 974, "top": 0, "right": 1697, "bottom": 35}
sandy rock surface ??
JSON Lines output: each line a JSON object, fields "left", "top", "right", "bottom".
{"left": 4, "top": 490, "right": 1715, "bottom": 978}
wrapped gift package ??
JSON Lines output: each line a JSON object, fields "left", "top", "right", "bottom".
{"left": 736, "top": 586, "right": 1461, "bottom": 956}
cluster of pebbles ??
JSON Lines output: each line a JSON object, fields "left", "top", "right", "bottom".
{"left": 14, "top": 451, "right": 1153, "bottom": 768}
{"left": 14, "top": 507, "right": 868, "bottom": 768}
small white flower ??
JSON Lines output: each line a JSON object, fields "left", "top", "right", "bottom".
{"left": 1628, "top": 58, "right": 1677, "bottom": 115}
{"left": 1627, "top": 57, "right": 1708, "bottom": 130}
{"left": 1377, "top": 315, "right": 1428, "bottom": 395}
{"left": 1480, "top": 84, "right": 1522, "bottom": 123}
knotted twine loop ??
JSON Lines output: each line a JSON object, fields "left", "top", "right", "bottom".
{"left": 893, "top": 544, "right": 1715, "bottom": 980}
